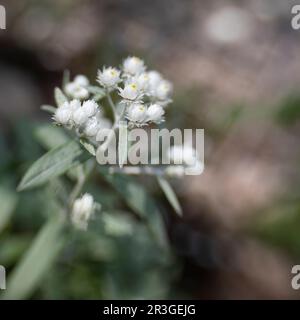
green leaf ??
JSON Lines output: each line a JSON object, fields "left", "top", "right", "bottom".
{"left": 18, "top": 141, "right": 84, "bottom": 191}
{"left": 2, "top": 216, "right": 65, "bottom": 299}
{"left": 118, "top": 122, "right": 128, "bottom": 168}
{"left": 54, "top": 87, "right": 68, "bottom": 107}
{"left": 0, "top": 187, "right": 18, "bottom": 233}
{"left": 101, "top": 211, "right": 133, "bottom": 237}
{"left": 80, "top": 139, "right": 96, "bottom": 156}
{"left": 40, "top": 105, "right": 56, "bottom": 114}
{"left": 157, "top": 177, "right": 182, "bottom": 217}
{"left": 101, "top": 171, "right": 169, "bottom": 250}
{"left": 34, "top": 124, "right": 71, "bottom": 150}
{"left": 0, "top": 236, "right": 31, "bottom": 267}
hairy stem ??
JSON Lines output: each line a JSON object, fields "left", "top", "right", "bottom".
{"left": 99, "top": 92, "right": 127, "bottom": 153}
{"left": 68, "top": 166, "right": 86, "bottom": 209}
{"left": 106, "top": 90, "right": 117, "bottom": 122}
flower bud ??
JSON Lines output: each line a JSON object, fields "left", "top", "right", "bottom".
{"left": 154, "top": 80, "right": 172, "bottom": 100}
{"left": 71, "top": 193, "right": 95, "bottom": 230}
{"left": 148, "top": 71, "right": 162, "bottom": 90}
{"left": 97, "top": 67, "right": 121, "bottom": 88}
{"left": 146, "top": 104, "right": 165, "bottom": 123}
{"left": 74, "top": 75, "right": 89, "bottom": 87}
{"left": 74, "top": 87, "right": 89, "bottom": 100}
{"left": 65, "top": 78, "right": 89, "bottom": 100}
{"left": 82, "top": 100, "right": 98, "bottom": 117}
{"left": 73, "top": 108, "right": 89, "bottom": 125}
{"left": 65, "top": 82, "right": 76, "bottom": 96}
{"left": 69, "top": 99, "right": 81, "bottom": 111}
{"left": 84, "top": 117, "right": 100, "bottom": 137}
{"left": 54, "top": 106, "right": 72, "bottom": 125}
{"left": 123, "top": 56, "right": 145, "bottom": 75}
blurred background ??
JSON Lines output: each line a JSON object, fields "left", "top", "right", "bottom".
{"left": 1, "top": 0, "right": 300, "bottom": 299}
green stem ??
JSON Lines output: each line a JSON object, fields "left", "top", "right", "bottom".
{"left": 68, "top": 166, "right": 86, "bottom": 209}
{"left": 100, "top": 91, "right": 127, "bottom": 153}
{"left": 106, "top": 90, "right": 117, "bottom": 122}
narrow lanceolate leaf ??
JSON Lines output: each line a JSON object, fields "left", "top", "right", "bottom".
{"left": 2, "top": 216, "right": 65, "bottom": 300}
{"left": 0, "top": 187, "right": 18, "bottom": 233}
{"left": 40, "top": 105, "right": 56, "bottom": 114}
{"left": 118, "top": 122, "right": 128, "bottom": 168}
{"left": 54, "top": 87, "right": 68, "bottom": 107}
{"left": 157, "top": 177, "right": 182, "bottom": 217}
{"left": 34, "top": 124, "right": 71, "bottom": 150}
{"left": 101, "top": 171, "right": 169, "bottom": 250}
{"left": 80, "top": 139, "right": 96, "bottom": 156}
{"left": 17, "top": 141, "right": 84, "bottom": 191}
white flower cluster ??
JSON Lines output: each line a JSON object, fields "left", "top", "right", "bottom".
{"left": 53, "top": 56, "right": 172, "bottom": 146}
{"left": 97, "top": 56, "right": 173, "bottom": 127}
{"left": 71, "top": 193, "right": 96, "bottom": 230}
{"left": 53, "top": 98, "right": 111, "bottom": 142}
{"left": 65, "top": 75, "right": 90, "bottom": 100}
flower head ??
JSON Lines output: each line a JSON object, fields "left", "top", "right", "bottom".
{"left": 146, "top": 104, "right": 165, "bottom": 123}
{"left": 153, "top": 79, "right": 173, "bottom": 101}
{"left": 53, "top": 106, "right": 72, "bottom": 125}
{"left": 84, "top": 117, "right": 100, "bottom": 137}
{"left": 72, "top": 108, "right": 89, "bottom": 126}
{"left": 148, "top": 70, "right": 162, "bottom": 91}
{"left": 53, "top": 99, "right": 101, "bottom": 131}
{"left": 71, "top": 193, "right": 95, "bottom": 230}
{"left": 123, "top": 56, "right": 145, "bottom": 75}
{"left": 131, "top": 72, "right": 149, "bottom": 92}
{"left": 65, "top": 75, "right": 90, "bottom": 100}
{"left": 69, "top": 99, "right": 81, "bottom": 111}
{"left": 126, "top": 103, "right": 147, "bottom": 125}
{"left": 74, "top": 75, "right": 89, "bottom": 87}
{"left": 118, "top": 82, "right": 140, "bottom": 101}
{"left": 82, "top": 100, "right": 98, "bottom": 117}
{"left": 97, "top": 67, "right": 121, "bottom": 88}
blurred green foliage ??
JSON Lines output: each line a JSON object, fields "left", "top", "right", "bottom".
{"left": 0, "top": 119, "right": 179, "bottom": 299}
{"left": 275, "top": 94, "right": 300, "bottom": 126}
{"left": 251, "top": 204, "right": 300, "bottom": 259}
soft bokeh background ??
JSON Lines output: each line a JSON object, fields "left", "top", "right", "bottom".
{"left": 1, "top": 0, "right": 300, "bottom": 299}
